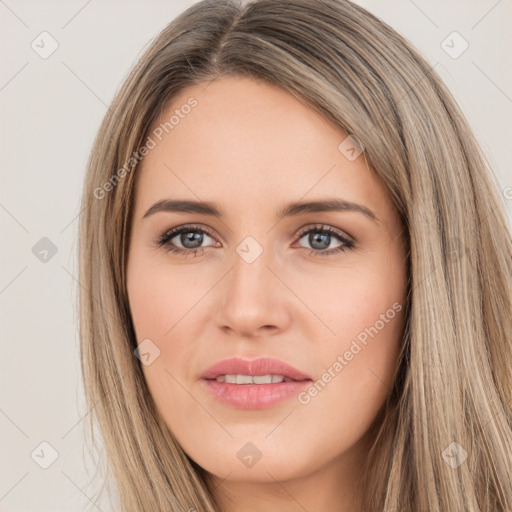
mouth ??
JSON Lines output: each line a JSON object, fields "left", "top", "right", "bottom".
{"left": 200, "top": 357, "right": 313, "bottom": 409}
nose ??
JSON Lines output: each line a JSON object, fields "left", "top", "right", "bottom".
{"left": 214, "top": 242, "right": 292, "bottom": 338}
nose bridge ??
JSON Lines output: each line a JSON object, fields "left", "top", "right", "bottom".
{"left": 215, "top": 234, "right": 290, "bottom": 336}
{"left": 229, "top": 235, "right": 275, "bottom": 300}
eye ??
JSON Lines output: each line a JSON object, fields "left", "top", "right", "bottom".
{"left": 154, "top": 223, "right": 355, "bottom": 258}
{"left": 295, "top": 224, "right": 355, "bottom": 257}
{"left": 154, "top": 224, "right": 218, "bottom": 257}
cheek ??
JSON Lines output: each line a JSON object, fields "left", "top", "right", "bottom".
{"left": 127, "top": 262, "right": 199, "bottom": 429}
{"left": 293, "top": 254, "right": 406, "bottom": 357}
{"left": 295, "top": 253, "right": 406, "bottom": 442}
{"left": 127, "top": 254, "right": 202, "bottom": 342}
{"left": 126, "top": 252, "right": 208, "bottom": 407}
{"left": 289, "top": 265, "right": 406, "bottom": 429}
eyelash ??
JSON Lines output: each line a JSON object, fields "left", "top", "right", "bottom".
{"left": 154, "top": 223, "right": 355, "bottom": 258}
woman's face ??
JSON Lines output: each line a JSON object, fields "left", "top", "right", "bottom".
{"left": 126, "top": 75, "right": 408, "bottom": 487}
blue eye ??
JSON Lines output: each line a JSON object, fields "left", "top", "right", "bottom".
{"left": 155, "top": 224, "right": 216, "bottom": 257}
{"left": 155, "top": 223, "right": 355, "bottom": 258}
{"left": 296, "top": 224, "right": 355, "bottom": 257}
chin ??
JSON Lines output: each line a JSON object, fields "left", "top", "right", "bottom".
{"left": 186, "top": 436, "right": 326, "bottom": 484}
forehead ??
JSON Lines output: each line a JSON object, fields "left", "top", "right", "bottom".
{"left": 134, "top": 75, "right": 395, "bottom": 225}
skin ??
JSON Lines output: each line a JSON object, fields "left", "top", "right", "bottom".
{"left": 126, "top": 75, "right": 408, "bottom": 512}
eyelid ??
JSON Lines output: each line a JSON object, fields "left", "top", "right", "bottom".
{"left": 157, "top": 223, "right": 218, "bottom": 247}
{"left": 295, "top": 223, "right": 354, "bottom": 243}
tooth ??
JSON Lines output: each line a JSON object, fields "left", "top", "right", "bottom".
{"left": 216, "top": 374, "right": 288, "bottom": 384}
{"left": 252, "top": 375, "right": 273, "bottom": 384}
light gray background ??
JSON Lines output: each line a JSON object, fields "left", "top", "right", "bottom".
{"left": 1, "top": 1, "right": 511, "bottom": 511}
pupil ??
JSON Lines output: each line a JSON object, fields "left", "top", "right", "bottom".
{"left": 182, "top": 231, "right": 203, "bottom": 249}
{"left": 310, "top": 232, "right": 329, "bottom": 250}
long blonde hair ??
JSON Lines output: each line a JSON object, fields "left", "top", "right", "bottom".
{"left": 78, "top": 0, "right": 512, "bottom": 510}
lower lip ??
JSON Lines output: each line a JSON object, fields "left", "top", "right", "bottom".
{"left": 202, "top": 379, "right": 312, "bottom": 409}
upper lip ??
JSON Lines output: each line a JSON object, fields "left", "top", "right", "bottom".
{"left": 201, "top": 357, "right": 312, "bottom": 381}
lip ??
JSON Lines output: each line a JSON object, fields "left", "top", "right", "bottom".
{"left": 200, "top": 357, "right": 313, "bottom": 410}
{"left": 200, "top": 357, "right": 312, "bottom": 381}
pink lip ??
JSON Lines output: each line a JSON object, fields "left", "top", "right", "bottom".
{"left": 200, "top": 357, "right": 312, "bottom": 381}
{"left": 200, "top": 357, "right": 313, "bottom": 410}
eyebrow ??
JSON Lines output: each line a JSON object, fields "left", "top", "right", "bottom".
{"left": 142, "top": 198, "right": 379, "bottom": 223}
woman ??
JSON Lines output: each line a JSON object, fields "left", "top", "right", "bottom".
{"left": 78, "top": 0, "right": 512, "bottom": 510}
